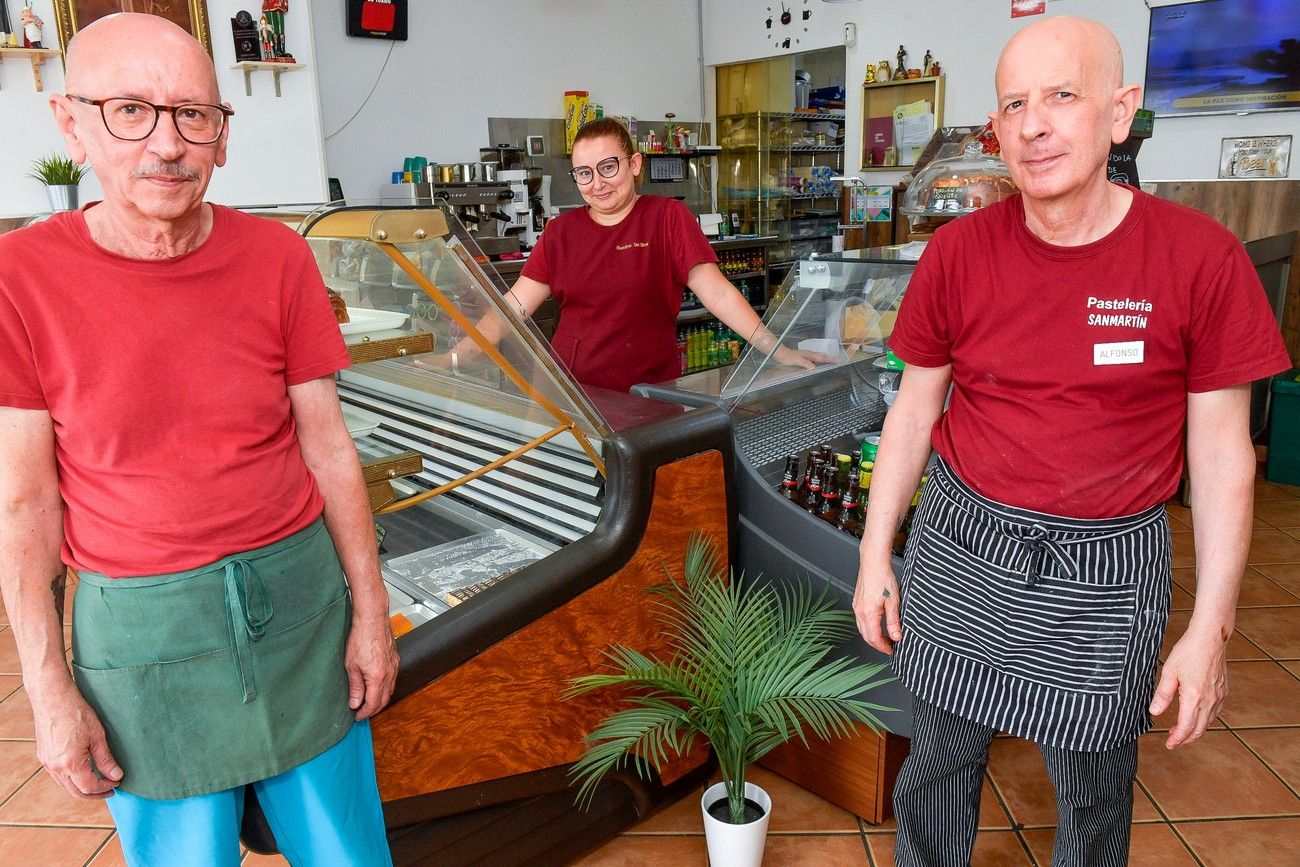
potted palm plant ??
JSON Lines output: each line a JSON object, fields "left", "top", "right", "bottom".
{"left": 27, "top": 153, "right": 90, "bottom": 212}
{"left": 568, "top": 535, "right": 894, "bottom": 867}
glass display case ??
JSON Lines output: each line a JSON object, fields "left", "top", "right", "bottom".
{"left": 717, "top": 111, "right": 845, "bottom": 265}
{"left": 240, "top": 203, "right": 735, "bottom": 863}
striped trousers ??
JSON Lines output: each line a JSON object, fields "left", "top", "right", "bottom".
{"left": 893, "top": 698, "right": 1138, "bottom": 867}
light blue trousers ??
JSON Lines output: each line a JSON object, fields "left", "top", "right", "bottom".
{"left": 106, "top": 720, "right": 392, "bottom": 867}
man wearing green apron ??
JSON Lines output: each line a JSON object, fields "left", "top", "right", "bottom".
{"left": 0, "top": 13, "right": 398, "bottom": 866}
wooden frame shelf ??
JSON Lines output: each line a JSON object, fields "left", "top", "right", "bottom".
{"left": 231, "top": 60, "right": 306, "bottom": 97}
{"left": 0, "top": 47, "right": 61, "bottom": 92}
{"left": 862, "top": 75, "right": 945, "bottom": 171}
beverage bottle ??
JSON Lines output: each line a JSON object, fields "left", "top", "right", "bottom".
{"left": 847, "top": 452, "right": 861, "bottom": 490}
{"left": 796, "top": 456, "right": 815, "bottom": 499}
{"left": 778, "top": 454, "right": 801, "bottom": 500}
{"left": 892, "top": 475, "right": 928, "bottom": 556}
{"left": 677, "top": 332, "right": 688, "bottom": 375}
{"left": 835, "top": 453, "right": 851, "bottom": 491}
{"left": 815, "top": 465, "right": 841, "bottom": 524}
{"left": 801, "top": 462, "right": 823, "bottom": 512}
{"left": 837, "top": 476, "right": 863, "bottom": 537}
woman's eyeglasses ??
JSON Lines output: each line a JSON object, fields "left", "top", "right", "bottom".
{"left": 569, "top": 156, "right": 624, "bottom": 185}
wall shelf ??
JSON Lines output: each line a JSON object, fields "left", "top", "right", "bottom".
{"left": 0, "top": 47, "right": 61, "bottom": 92}
{"left": 231, "top": 61, "right": 307, "bottom": 97}
{"left": 862, "top": 75, "right": 945, "bottom": 170}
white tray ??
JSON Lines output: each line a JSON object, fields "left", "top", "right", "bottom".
{"left": 339, "top": 307, "right": 409, "bottom": 336}
{"left": 342, "top": 406, "right": 384, "bottom": 440}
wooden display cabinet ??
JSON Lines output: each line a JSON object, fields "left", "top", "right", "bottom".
{"left": 861, "top": 75, "right": 946, "bottom": 170}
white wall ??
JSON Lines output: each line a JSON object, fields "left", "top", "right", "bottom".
{"left": 310, "top": 0, "right": 708, "bottom": 201}
{"left": 702, "top": 0, "right": 1300, "bottom": 183}
{"left": 0, "top": 0, "right": 327, "bottom": 218}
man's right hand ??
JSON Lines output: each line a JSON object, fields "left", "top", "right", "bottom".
{"left": 33, "top": 686, "right": 123, "bottom": 799}
{"left": 853, "top": 562, "right": 902, "bottom": 655}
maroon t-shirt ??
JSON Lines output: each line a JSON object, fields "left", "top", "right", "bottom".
{"left": 522, "top": 195, "right": 717, "bottom": 391}
{"left": 890, "top": 189, "right": 1291, "bottom": 518}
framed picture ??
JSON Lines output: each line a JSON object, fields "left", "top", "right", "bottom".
{"left": 1219, "top": 135, "right": 1292, "bottom": 179}
{"left": 50, "top": 1, "right": 212, "bottom": 55}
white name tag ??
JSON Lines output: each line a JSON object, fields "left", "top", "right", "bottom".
{"left": 1094, "top": 341, "right": 1145, "bottom": 366}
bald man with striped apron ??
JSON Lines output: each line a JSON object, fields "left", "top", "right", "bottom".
{"left": 852, "top": 19, "right": 1293, "bottom": 867}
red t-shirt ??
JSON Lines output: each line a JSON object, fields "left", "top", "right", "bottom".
{"left": 890, "top": 190, "right": 1291, "bottom": 518}
{"left": 521, "top": 195, "right": 717, "bottom": 392}
{"left": 0, "top": 205, "right": 351, "bottom": 576}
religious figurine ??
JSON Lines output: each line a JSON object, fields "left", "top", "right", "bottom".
{"left": 261, "top": 0, "right": 294, "bottom": 61}
{"left": 876, "top": 60, "right": 891, "bottom": 82}
{"left": 922, "top": 49, "right": 934, "bottom": 77}
{"left": 893, "top": 44, "right": 908, "bottom": 80}
{"left": 258, "top": 15, "right": 274, "bottom": 60}
{"left": 21, "top": 2, "right": 44, "bottom": 50}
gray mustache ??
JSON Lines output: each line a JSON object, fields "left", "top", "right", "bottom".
{"left": 133, "top": 162, "right": 200, "bottom": 181}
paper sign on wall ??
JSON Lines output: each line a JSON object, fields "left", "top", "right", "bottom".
{"left": 1012, "top": 0, "right": 1046, "bottom": 17}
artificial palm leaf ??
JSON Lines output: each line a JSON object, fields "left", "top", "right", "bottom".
{"left": 568, "top": 533, "right": 896, "bottom": 825}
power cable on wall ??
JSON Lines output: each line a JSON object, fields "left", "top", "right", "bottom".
{"left": 324, "top": 41, "right": 396, "bottom": 141}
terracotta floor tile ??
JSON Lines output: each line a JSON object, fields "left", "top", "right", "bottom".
{"left": 864, "top": 829, "right": 1032, "bottom": 867}
{"left": 1137, "top": 731, "right": 1300, "bottom": 819}
{"left": 1255, "top": 563, "right": 1300, "bottom": 599}
{"left": 1171, "top": 532, "right": 1196, "bottom": 569}
{"left": 1023, "top": 823, "right": 1196, "bottom": 866}
{"left": 0, "top": 685, "right": 35, "bottom": 739}
{"left": 1161, "top": 610, "right": 1267, "bottom": 661}
{"left": 1256, "top": 481, "right": 1299, "bottom": 502}
{"left": 1237, "top": 728, "right": 1300, "bottom": 793}
{"left": 0, "top": 740, "right": 40, "bottom": 804}
{"left": 628, "top": 784, "right": 706, "bottom": 834}
{"left": 0, "top": 673, "right": 22, "bottom": 702}
{"left": 1174, "top": 567, "right": 1297, "bottom": 607}
{"left": 1166, "top": 504, "right": 1192, "bottom": 529}
{"left": 1177, "top": 817, "right": 1300, "bottom": 866}
{"left": 1253, "top": 497, "right": 1300, "bottom": 528}
{"left": 1284, "top": 661, "right": 1300, "bottom": 679}
{"left": 1235, "top": 607, "right": 1300, "bottom": 659}
{"left": 87, "top": 835, "right": 127, "bottom": 867}
{"left": 0, "top": 769, "right": 114, "bottom": 827}
{"left": 0, "top": 628, "right": 19, "bottom": 676}
{"left": 743, "top": 766, "right": 860, "bottom": 834}
{"left": 0, "top": 826, "right": 112, "bottom": 866}
{"left": 762, "top": 834, "right": 870, "bottom": 865}
{"left": 1218, "top": 661, "right": 1300, "bottom": 727}
{"left": 1246, "top": 529, "right": 1300, "bottom": 565}
{"left": 1169, "top": 582, "right": 1195, "bottom": 610}
{"left": 572, "top": 834, "right": 708, "bottom": 866}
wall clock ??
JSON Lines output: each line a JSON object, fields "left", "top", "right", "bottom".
{"left": 765, "top": 0, "right": 811, "bottom": 51}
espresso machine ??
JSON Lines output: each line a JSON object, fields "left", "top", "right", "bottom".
{"left": 496, "top": 168, "right": 553, "bottom": 249}
{"left": 427, "top": 164, "right": 518, "bottom": 258}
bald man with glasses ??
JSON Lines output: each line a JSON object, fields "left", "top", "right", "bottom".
{"left": 0, "top": 13, "right": 396, "bottom": 865}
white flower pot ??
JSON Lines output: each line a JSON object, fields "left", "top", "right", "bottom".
{"left": 45, "top": 184, "right": 79, "bottom": 212}
{"left": 701, "top": 780, "right": 771, "bottom": 867}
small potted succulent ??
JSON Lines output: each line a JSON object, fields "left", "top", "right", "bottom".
{"left": 568, "top": 534, "right": 894, "bottom": 867}
{"left": 27, "top": 153, "right": 90, "bottom": 212}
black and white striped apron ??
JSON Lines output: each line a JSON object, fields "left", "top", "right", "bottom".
{"left": 892, "top": 459, "right": 1172, "bottom": 752}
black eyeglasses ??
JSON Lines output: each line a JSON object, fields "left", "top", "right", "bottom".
{"left": 67, "top": 95, "right": 234, "bottom": 145}
{"left": 569, "top": 156, "right": 625, "bottom": 185}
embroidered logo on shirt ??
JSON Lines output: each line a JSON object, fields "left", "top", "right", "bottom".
{"left": 1086, "top": 296, "right": 1151, "bottom": 328}
{"left": 615, "top": 242, "right": 650, "bottom": 250}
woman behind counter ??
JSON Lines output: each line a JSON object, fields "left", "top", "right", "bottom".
{"left": 452, "top": 118, "right": 828, "bottom": 393}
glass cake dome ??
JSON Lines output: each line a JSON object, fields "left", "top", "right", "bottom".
{"left": 900, "top": 140, "right": 1018, "bottom": 217}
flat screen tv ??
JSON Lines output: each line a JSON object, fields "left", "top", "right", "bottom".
{"left": 1145, "top": 0, "right": 1300, "bottom": 117}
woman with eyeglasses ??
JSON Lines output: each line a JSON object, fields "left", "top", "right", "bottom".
{"left": 451, "top": 118, "right": 830, "bottom": 393}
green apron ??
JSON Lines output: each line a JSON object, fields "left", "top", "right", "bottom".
{"left": 72, "top": 518, "right": 356, "bottom": 800}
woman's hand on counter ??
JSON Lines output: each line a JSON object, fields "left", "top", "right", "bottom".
{"left": 773, "top": 345, "right": 837, "bottom": 369}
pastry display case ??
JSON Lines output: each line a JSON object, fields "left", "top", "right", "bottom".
{"left": 635, "top": 248, "right": 924, "bottom": 823}
{"left": 240, "top": 203, "right": 735, "bottom": 865}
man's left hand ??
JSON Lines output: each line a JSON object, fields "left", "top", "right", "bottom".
{"left": 1149, "top": 623, "right": 1229, "bottom": 750}
{"left": 345, "top": 612, "right": 399, "bottom": 720}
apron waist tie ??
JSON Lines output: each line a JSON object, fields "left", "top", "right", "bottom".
{"left": 1011, "top": 523, "right": 1079, "bottom": 588}
{"left": 223, "top": 558, "right": 275, "bottom": 704}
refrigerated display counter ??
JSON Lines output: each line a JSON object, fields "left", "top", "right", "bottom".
{"left": 635, "top": 247, "right": 923, "bottom": 823}
{"left": 240, "top": 203, "right": 734, "bottom": 865}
